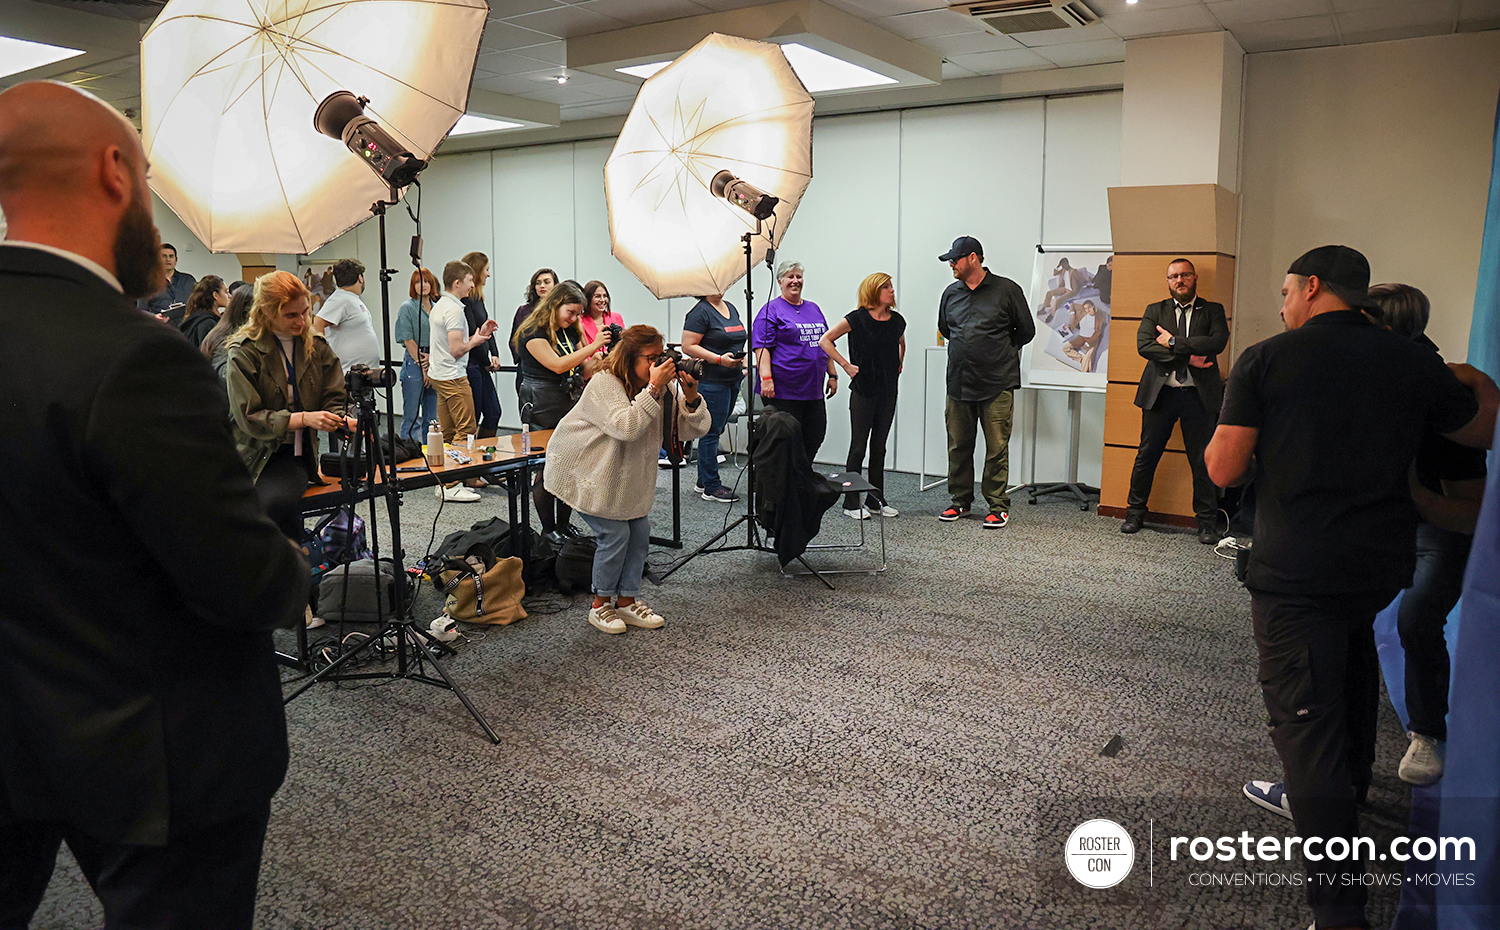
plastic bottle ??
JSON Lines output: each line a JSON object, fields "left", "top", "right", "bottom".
{"left": 426, "top": 421, "right": 444, "bottom": 467}
{"left": 521, "top": 420, "right": 531, "bottom": 456}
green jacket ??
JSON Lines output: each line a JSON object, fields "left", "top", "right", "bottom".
{"left": 226, "top": 329, "right": 348, "bottom": 481}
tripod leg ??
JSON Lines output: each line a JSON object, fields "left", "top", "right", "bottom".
{"left": 397, "top": 623, "right": 500, "bottom": 743}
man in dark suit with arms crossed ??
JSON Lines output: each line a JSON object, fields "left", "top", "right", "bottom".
{"left": 1122, "top": 258, "right": 1229, "bottom": 542}
{"left": 0, "top": 82, "right": 309, "bottom": 928}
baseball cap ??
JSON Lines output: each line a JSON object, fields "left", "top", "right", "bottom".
{"left": 939, "top": 236, "right": 983, "bottom": 263}
{"left": 1287, "top": 245, "right": 1377, "bottom": 308}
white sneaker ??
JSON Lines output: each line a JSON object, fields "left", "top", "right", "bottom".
{"left": 618, "top": 599, "right": 664, "bottom": 629}
{"left": 588, "top": 605, "right": 626, "bottom": 634}
{"left": 304, "top": 606, "right": 325, "bottom": 630}
{"left": 844, "top": 507, "right": 871, "bottom": 520}
{"left": 1399, "top": 731, "right": 1444, "bottom": 786}
{"left": 875, "top": 505, "right": 899, "bottom": 517}
{"left": 436, "top": 484, "right": 480, "bottom": 502}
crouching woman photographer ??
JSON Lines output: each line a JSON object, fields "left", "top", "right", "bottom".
{"left": 544, "top": 325, "right": 710, "bottom": 635}
{"left": 226, "top": 271, "right": 356, "bottom": 539}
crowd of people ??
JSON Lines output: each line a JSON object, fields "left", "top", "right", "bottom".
{"left": 4, "top": 81, "right": 1497, "bottom": 930}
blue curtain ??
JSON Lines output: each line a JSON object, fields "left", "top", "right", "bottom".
{"left": 1468, "top": 94, "right": 1500, "bottom": 380}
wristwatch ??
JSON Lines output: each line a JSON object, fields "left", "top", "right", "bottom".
{"left": 1168, "top": 335, "right": 1177, "bottom": 348}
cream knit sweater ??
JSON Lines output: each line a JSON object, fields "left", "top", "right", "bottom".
{"left": 542, "top": 372, "right": 711, "bottom": 521}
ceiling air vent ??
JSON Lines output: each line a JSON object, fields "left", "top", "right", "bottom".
{"left": 952, "top": 0, "right": 1098, "bottom": 35}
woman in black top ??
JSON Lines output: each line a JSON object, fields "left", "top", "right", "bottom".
{"left": 511, "top": 268, "right": 557, "bottom": 390}
{"left": 511, "top": 280, "right": 611, "bottom": 536}
{"left": 681, "top": 294, "right": 748, "bottom": 502}
{"left": 179, "top": 275, "right": 227, "bottom": 349}
{"left": 819, "top": 272, "right": 906, "bottom": 519}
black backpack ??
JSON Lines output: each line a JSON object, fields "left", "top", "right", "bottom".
{"left": 553, "top": 536, "right": 598, "bottom": 595}
{"left": 432, "top": 517, "right": 512, "bottom": 565}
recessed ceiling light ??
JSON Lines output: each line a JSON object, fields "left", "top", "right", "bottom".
{"left": 450, "top": 114, "right": 524, "bottom": 135}
{"left": 0, "top": 35, "right": 85, "bottom": 80}
{"left": 556, "top": 73, "right": 569, "bottom": 84}
{"left": 1126, "top": 0, "right": 1138, "bottom": 4}
{"left": 616, "top": 43, "right": 895, "bottom": 93}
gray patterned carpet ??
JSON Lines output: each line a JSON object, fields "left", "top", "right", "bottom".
{"left": 32, "top": 461, "right": 1413, "bottom": 930}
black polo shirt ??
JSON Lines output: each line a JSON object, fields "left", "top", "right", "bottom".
{"left": 1219, "top": 311, "right": 1479, "bottom": 596}
{"left": 937, "top": 270, "right": 1035, "bottom": 402}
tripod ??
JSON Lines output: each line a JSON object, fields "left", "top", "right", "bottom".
{"left": 654, "top": 227, "right": 832, "bottom": 589}
{"left": 282, "top": 190, "right": 499, "bottom": 743}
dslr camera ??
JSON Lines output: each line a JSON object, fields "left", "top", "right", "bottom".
{"left": 661, "top": 346, "right": 707, "bottom": 381}
{"left": 346, "top": 362, "right": 395, "bottom": 394}
{"left": 603, "top": 322, "right": 623, "bottom": 350}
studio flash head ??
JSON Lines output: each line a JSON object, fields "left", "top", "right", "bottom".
{"left": 315, "top": 91, "right": 428, "bottom": 188}
{"left": 711, "top": 170, "right": 779, "bottom": 221}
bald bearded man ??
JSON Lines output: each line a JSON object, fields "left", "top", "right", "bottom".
{"left": 0, "top": 83, "right": 309, "bottom": 928}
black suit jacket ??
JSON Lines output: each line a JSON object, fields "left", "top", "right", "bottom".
{"left": 1134, "top": 297, "right": 1229, "bottom": 412}
{"left": 0, "top": 245, "right": 309, "bottom": 845}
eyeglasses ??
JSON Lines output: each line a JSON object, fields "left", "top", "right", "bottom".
{"left": 1167, "top": 272, "right": 1196, "bottom": 281}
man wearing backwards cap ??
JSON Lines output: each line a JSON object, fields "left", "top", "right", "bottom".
{"left": 935, "top": 236, "right": 1035, "bottom": 529}
{"left": 1206, "top": 245, "right": 1497, "bottom": 930}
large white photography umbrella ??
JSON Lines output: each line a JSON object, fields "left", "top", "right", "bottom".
{"left": 140, "top": 0, "right": 488, "bottom": 254}
{"left": 604, "top": 33, "right": 814, "bottom": 300}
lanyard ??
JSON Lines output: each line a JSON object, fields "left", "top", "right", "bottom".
{"left": 274, "top": 337, "right": 303, "bottom": 411}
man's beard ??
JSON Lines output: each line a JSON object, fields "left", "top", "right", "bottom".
{"left": 113, "top": 183, "right": 164, "bottom": 300}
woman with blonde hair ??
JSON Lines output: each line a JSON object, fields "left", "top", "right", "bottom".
{"left": 818, "top": 272, "right": 906, "bottom": 519}
{"left": 512, "top": 280, "right": 612, "bottom": 537}
{"left": 460, "top": 250, "right": 503, "bottom": 438}
{"left": 545, "top": 325, "right": 710, "bottom": 634}
{"left": 226, "top": 270, "right": 354, "bottom": 539}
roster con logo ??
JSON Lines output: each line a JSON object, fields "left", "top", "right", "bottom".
{"left": 1065, "top": 819, "right": 1136, "bottom": 889}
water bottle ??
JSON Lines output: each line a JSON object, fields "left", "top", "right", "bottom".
{"left": 521, "top": 420, "right": 531, "bottom": 456}
{"left": 425, "top": 421, "right": 444, "bottom": 467}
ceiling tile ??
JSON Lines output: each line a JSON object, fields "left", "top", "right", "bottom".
{"left": 1341, "top": 22, "right": 1454, "bottom": 42}
{"left": 559, "top": 104, "right": 615, "bottom": 120}
{"left": 915, "top": 30, "right": 1023, "bottom": 55}
{"left": 941, "top": 59, "right": 979, "bottom": 79}
{"left": 881, "top": 8, "right": 988, "bottom": 39}
{"left": 946, "top": 47, "right": 1055, "bottom": 72}
{"left": 512, "top": 39, "right": 566, "bottom": 65}
{"left": 1330, "top": 0, "right": 1437, "bottom": 10}
{"left": 518, "top": 83, "right": 616, "bottom": 105}
{"left": 1459, "top": 0, "right": 1500, "bottom": 16}
{"left": 1106, "top": 3, "right": 1225, "bottom": 37}
{"left": 479, "top": 21, "right": 562, "bottom": 50}
{"left": 1336, "top": 0, "right": 1459, "bottom": 32}
{"left": 507, "top": 5, "right": 631, "bottom": 39}
{"left": 1205, "top": 0, "right": 1334, "bottom": 27}
{"left": 1087, "top": 0, "right": 1211, "bottom": 14}
{"left": 691, "top": 0, "right": 782, "bottom": 10}
{"left": 827, "top": 0, "right": 946, "bottom": 15}
{"left": 514, "top": 67, "right": 615, "bottom": 87}
{"left": 1011, "top": 21, "right": 1122, "bottom": 47}
{"left": 475, "top": 50, "right": 560, "bottom": 75}
{"left": 1228, "top": 13, "right": 1340, "bottom": 50}
{"left": 1031, "top": 36, "right": 1128, "bottom": 65}
{"left": 485, "top": 0, "right": 569, "bottom": 17}
{"left": 573, "top": 0, "right": 714, "bottom": 25}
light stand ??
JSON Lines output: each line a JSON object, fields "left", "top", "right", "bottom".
{"left": 654, "top": 221, "right": 832, "bottom": 589}
{"left": 291, "top": 95, "right": 499, "bottom": 742}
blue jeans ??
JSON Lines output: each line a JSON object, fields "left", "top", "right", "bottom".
{"left": 695, "top": 378, "right": 739, "bottom": 492}
{"left": 399, "top": 357, "right": 438, "bottom": 441}
{"left": 579, "top": 513, "right": 650, "bottom": 599}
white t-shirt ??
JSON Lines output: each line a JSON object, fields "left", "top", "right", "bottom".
{"left": 428, "top": 293, "right": 470, "bottom": 382}
{"left": 316, "top": 287, "right": 382, "bottom": 372}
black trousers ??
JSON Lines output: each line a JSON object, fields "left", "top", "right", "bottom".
{"left": 1251, "top": 588, "right": 1397, "bottom": 930}
{"left": 467, "top": 363, "right": 502, "bottom": 437}
{"left": 0, "top": 802, "right": 273, "bottom": 930}
{"left": 1126, "top": 386, "right": 1218, "bottom": 523}
{"left": 256, "top": 445, "right": 309, "bottom": 541}
{"left": 1397, "top": 521, "right": 1472, "bottom": 740}
{"left": 845, "top": 389, "right": 896, "bottom": 510}
{"left": 765, "top": 398, "right": 826, "bottom": 463}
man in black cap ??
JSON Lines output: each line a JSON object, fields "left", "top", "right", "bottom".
{"left": 1121, "top": 258, "right": 1229, "bottom": 542}
{"left": 1206, "top": 245, "right": 1497, "bottom": 930}
{"left": 935, "top": 236, "right": 1035, "bottom": 528}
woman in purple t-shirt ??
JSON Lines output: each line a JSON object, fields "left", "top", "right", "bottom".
{"left": 753, "top": 261, "right": 837, "bottom": 460}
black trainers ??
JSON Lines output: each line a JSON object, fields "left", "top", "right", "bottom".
{"left": 983, "top": 511, "right": 1008, "bottom": 529}
{"left": 938, "top": 505, "right": 969, "bottom": 522}
{"left": 701, "top": 487, "right": 738, "bottom": 503}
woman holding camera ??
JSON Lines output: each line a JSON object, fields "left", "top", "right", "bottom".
{"left": 819, "top": 272, "right": 906, "bottom": 519}
{"left": 681, "top": 293, "right": 746, "bottom": 502}
{"left": 581, "top": 280, "right": 624, "bottom": 355}
{"left": 545, "top": 325, "right": 710, "bottom": 634}
{"left": 754, "top": 261, "right": 836, "bottom": 461}
{"left": 512, "top": 281, "right": 612, "bottom": 537}
{"left": 225, "top": 271, "right": 355, "bottom": 540}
